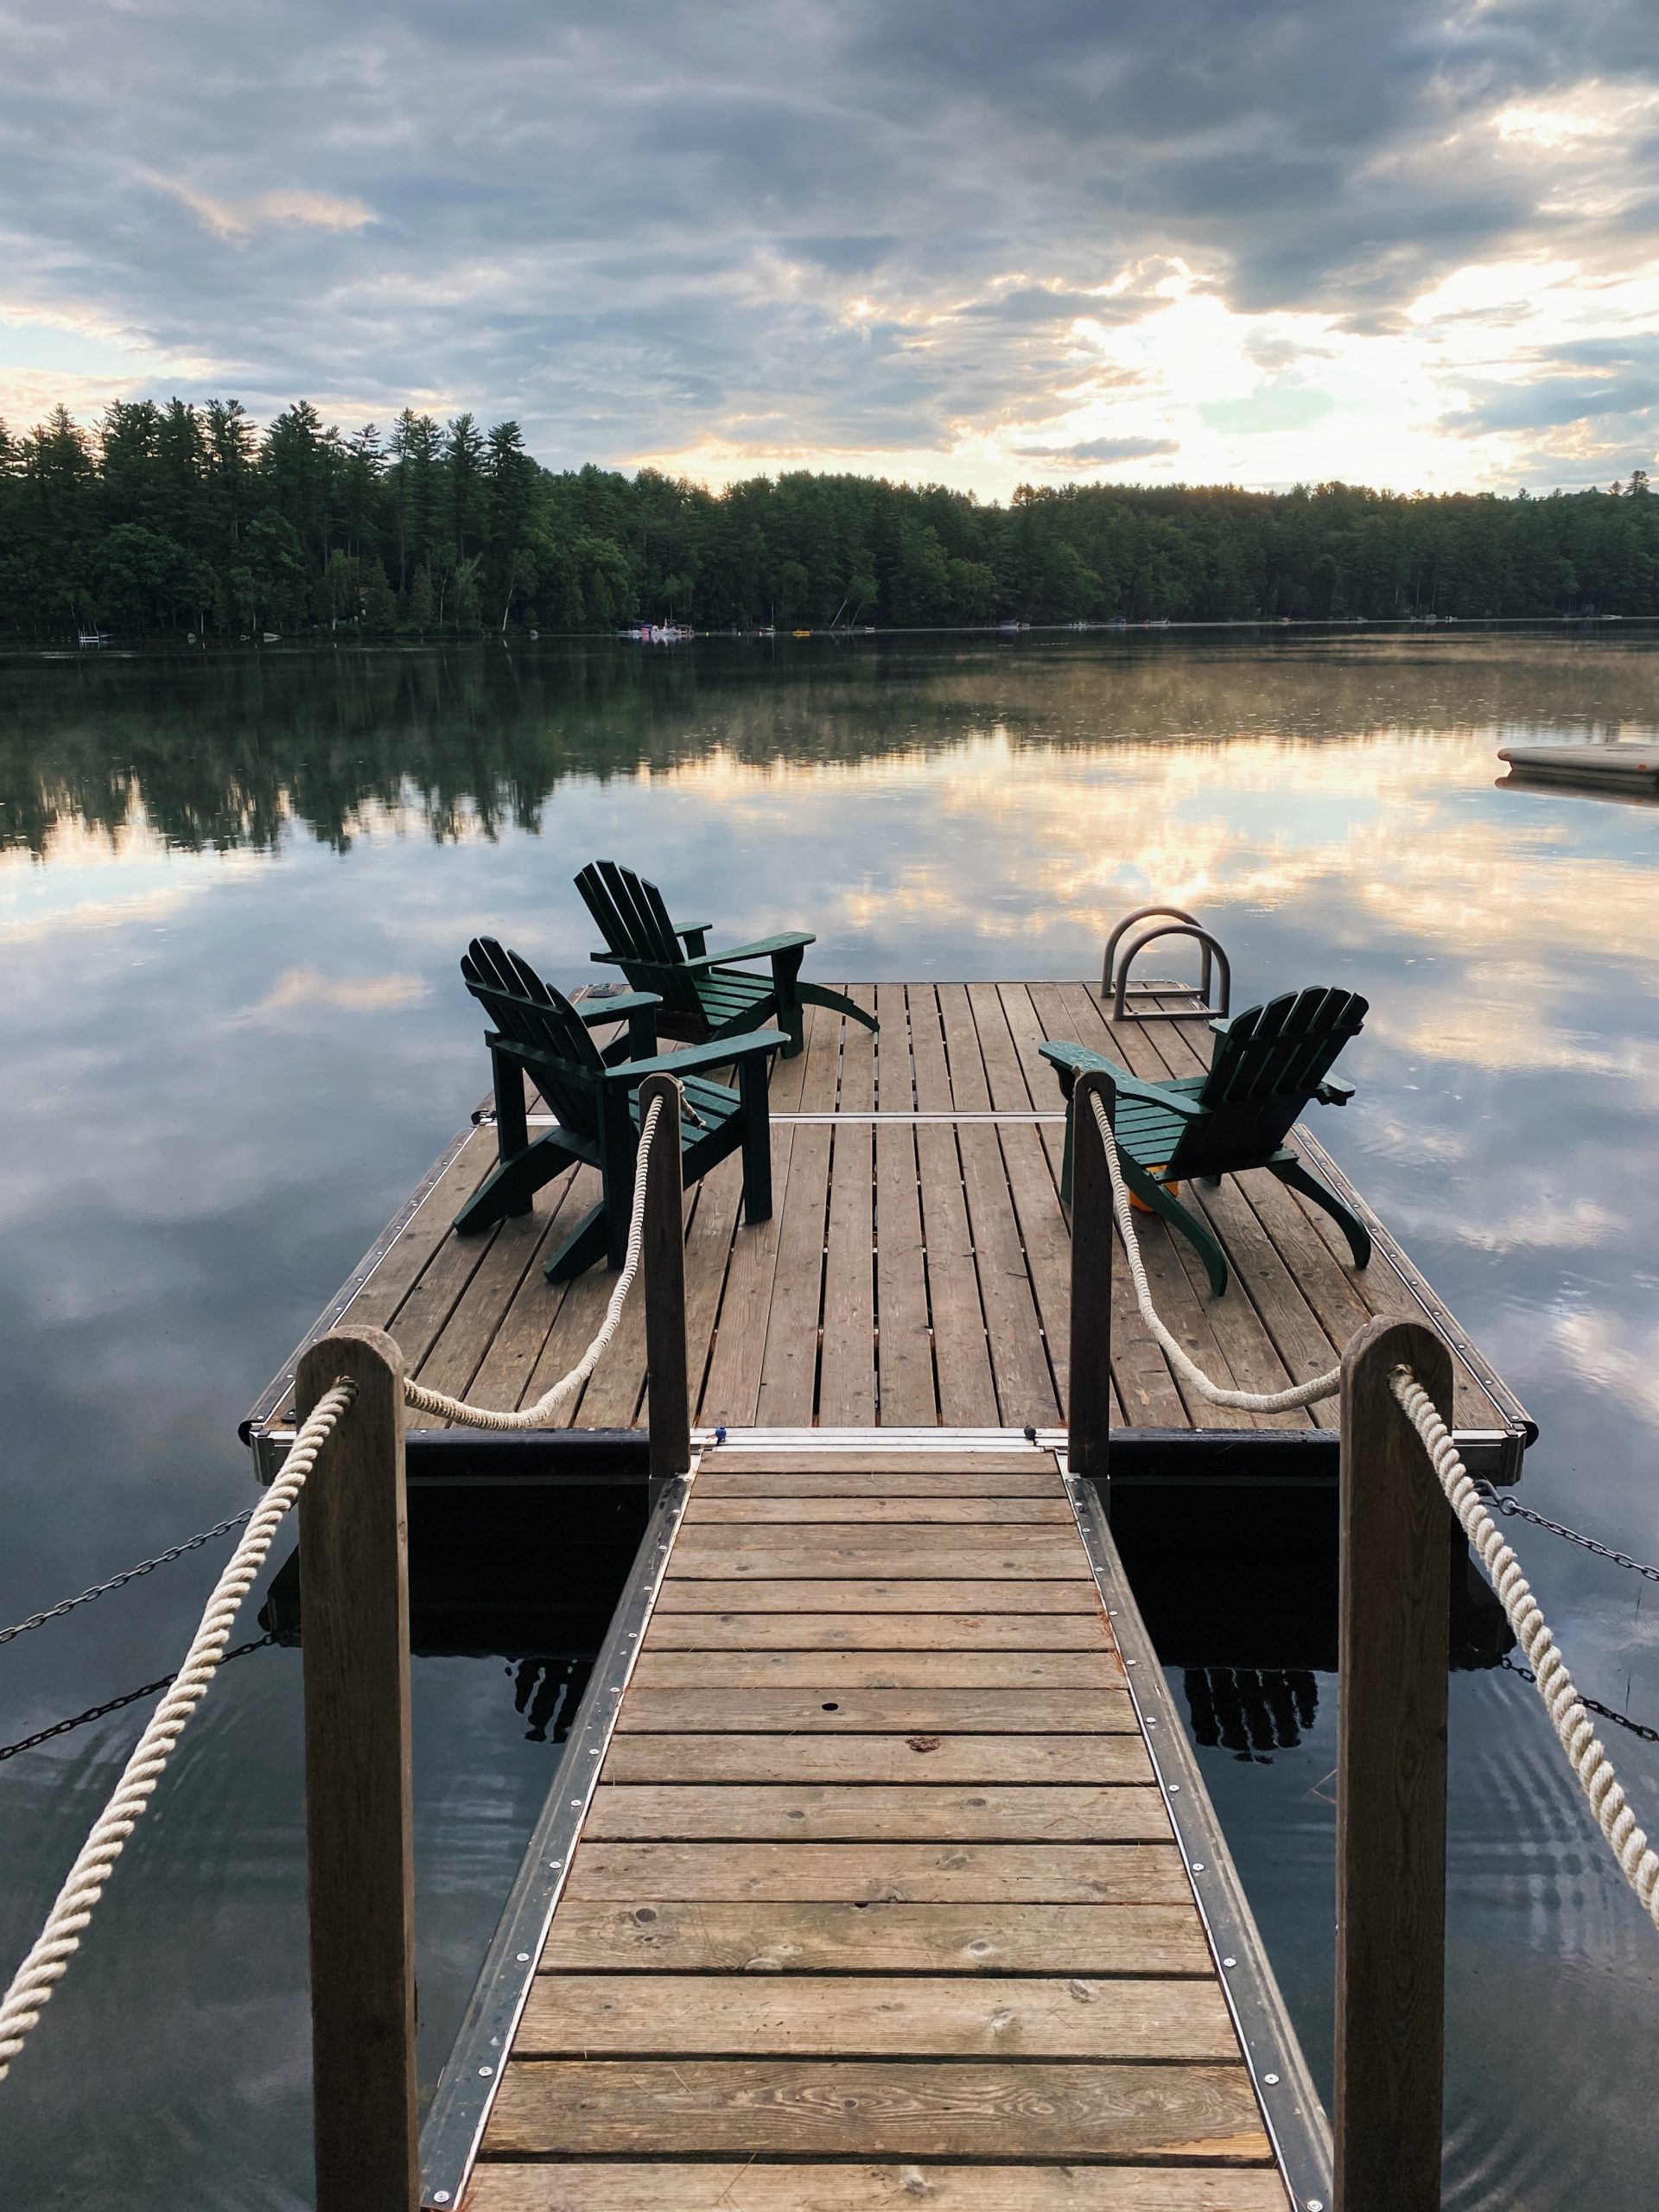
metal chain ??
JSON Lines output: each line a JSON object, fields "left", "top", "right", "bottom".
{"left": 0, "top": 1637, "right": 276, "bottom": 1764}
{"left": 0, "top": 1510, "right": 257, "bottom": 1646}
{"left": 1475, "top": 1483, "right": 1659, "bottom": 1585}
{"left": 1502, "top": 1656, "right": 1659, "bottom": 1746}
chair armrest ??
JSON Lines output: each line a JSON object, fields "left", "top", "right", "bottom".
{"left": 1316, "top": 1076, "right": 1356, "bottom": 1105}
{"left": 1113, "top": 1073, "right": 1205, "bottom": 1116}
{"left": 673, "top": 918, "right": 712, "bottom": 945}
{"left": 575, "top": 991, "right": 661, "bottom": 1024}
{"left": 681, "top": 931, "right": 816, "bottom": 970}
{"left": 604, "top": 1028, "right": 783, "bottom": 1081}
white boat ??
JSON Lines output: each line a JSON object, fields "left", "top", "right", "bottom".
{"left": 1498, "top": 742, "right": 1659, "bottom": 788}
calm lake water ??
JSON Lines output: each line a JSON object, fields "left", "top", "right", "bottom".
{"left": 3, "top": 628, "right": 1659, "bottom": 2207}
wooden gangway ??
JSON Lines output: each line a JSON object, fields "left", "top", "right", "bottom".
{"left": 439, "top": 1435, "right": 1322, "bottom": 2210}
{"left": 245, "top": 981, "right": 1531, "bottom": 1478}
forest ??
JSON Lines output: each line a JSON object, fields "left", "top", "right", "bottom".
{"left": 1, "top": 396, "right": 1656, "bottom": 639}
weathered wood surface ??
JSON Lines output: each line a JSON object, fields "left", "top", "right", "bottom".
{"left": 295, "top": 1327, "right": 419, "bottom": 2212}
{"left": 281, "top": 982, "right": 1524, "bottom": 1452}
{"left": 466, "top": 1446, "right": 1277, "bottom": 2204}
{"left": 466, "top": 2167, "right": 1288, "bottom": 2212}
{"left": 518, "top": 1972, "right": 1238, "bottom": 2056}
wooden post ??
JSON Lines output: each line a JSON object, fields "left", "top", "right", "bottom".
{"left": 1067, "top": 1069, "right": 1116, "bottom": 1479}
{"left": 296, "top": 1325, "right": 418, "bottom": 2212}
{"left": 1334, "top": 1316, "right": 1455, "bottom": 2212}
{"left": 640, "top": 1072, "right": 690, "bottom": 1479}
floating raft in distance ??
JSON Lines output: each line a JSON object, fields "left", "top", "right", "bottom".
{"left": 1499, "top": 741, "right": 1659, "bottom": 789}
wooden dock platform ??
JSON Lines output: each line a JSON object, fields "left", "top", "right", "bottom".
{"left": 429, "top": 1439, "right": 1325, "bottom": 2210}
{"left": 245, "top": 980, "right": 1532, "bottom": 1478}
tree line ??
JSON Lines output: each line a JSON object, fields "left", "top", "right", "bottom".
{"left": 1, "top": 397, "right": 1655, "bottom": 640}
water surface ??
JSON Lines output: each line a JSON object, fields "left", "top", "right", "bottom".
{"left": 4, "top": 629, "right": 1659, "bottom": 2207}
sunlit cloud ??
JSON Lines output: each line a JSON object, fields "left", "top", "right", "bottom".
{"left": 243, "top": 965, "right": 429, "bottom": 1020}
{"left": 0, "top": 3, "right": 1653, "bottom": 491}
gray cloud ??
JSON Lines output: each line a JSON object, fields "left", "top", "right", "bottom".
{"left": 1014, "top": 435, "right": 1180, "bottom": 466}
{"left": 0, "top": 0, "right": 1656, "bottom": 474}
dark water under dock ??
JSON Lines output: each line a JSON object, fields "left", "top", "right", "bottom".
{"left": 4, "top": 628, "right": 1659, "bottom": 2208}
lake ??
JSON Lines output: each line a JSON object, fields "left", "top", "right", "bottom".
{"left": 3, "top": 627, "right": 1659, "bottom": 2208}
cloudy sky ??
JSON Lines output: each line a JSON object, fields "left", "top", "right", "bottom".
{"left": 2, "top": 0, "right": 1656, "bottom": 496}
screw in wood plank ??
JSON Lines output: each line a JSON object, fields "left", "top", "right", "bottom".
{"left": 1223, "top": 1956, "right": 1237, "bottom": 1967}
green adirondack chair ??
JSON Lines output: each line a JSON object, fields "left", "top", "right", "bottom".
{"left": 575, "top": 859, "right": 877, "bottom": 1058}
{"left": 454, "top": 938, "right": 781, "bottom": 1282}
{"left": 1039, "top": 986, "right": 1370, "bottom": 1296}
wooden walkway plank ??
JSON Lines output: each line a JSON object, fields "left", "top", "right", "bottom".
{"left": 563, "top": 1840, "right": 1188, "bottom": 1904}
{"left": 694, "top": 1468, "right": 1061, "bottom": 1495}
{"left": 683, "top": 1496, "right": 1076, "bottom": 1523}
{"left": 486, "top": 2056, "right": 1270, "bottom": 2162}
{"left": 875, "top": 1118, "right": 938, "bottom": 1424}
{"left": 601, "top": 1735, "right": 1154, "bottom": 1784}
{"left": 582, "top": 1783, "right": 1165, "bottom": 1841}
{"left": 626, "top": 1645, "right": 1125, "bottom": 1688}
{"left": 612, "top": 1688, "right": 1135, "bottom": 1733}
{"left": 820, "top": 988, "right": 879, "bottom": 1422}
{"left": 664, "top": 1528, "right": 1091, "bottom": 1578}
{"left": 518, "top": 1972, "right": 1238, "bottom": 2057}
{"left": 466, "top": 2165, "right": 1289, "bottom": 2212}
{"left": 536, "top": 1897, "right": 1213, "bottom": 1974}
{"left": 645, "top": 1610, "right": 1119, "bottom": 1650}
{"left": 653, "top": 1577, "right": 1106, "bottom": 1613}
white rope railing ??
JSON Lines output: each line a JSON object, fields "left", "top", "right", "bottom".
{"left": 0, "top": 1381, "right": 357, "bottom": 2083}
{"left": 1078, "top": 1087, "right": 1659, "bottom": 1931}
{"left": 401, "top": 1094, "right": 664, "bottom": 1431}
{"left": 1392, "top": 1370, "right": 1659, "bottom": 1931}
{"left": 1088, "top": 1087, "right": 1341, "bottom": 1412}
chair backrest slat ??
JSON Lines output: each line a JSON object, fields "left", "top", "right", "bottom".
{"left": 461, "top": 937, "right": 606, "bottom": 1138}
{"left": 1176, "top": 986, "right": 1366, "bottom": 1170}
{"left": 576, "top": 860, "right": 702, "bottom": 1015}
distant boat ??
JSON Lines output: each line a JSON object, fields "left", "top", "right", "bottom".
{"left": 77, "top": 630, "right": 111, "bottom": 648}
{"left": 1499, "top": 742, "right": 1659, "bottom": 791}
{"left": 792, "top": 627, "right": 812, "bottom": 637}
{"left": 263, "top": 632, "right": 282, "bottom": 643}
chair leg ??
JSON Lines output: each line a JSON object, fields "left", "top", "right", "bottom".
{"left": 771, "top": 947, "right": 806, "bottom": 1058}
{"left": 798, "top": 981, "right": 879, "bottom": 1033}
{"left": 1122, "top": 1155, "right": 1230, "bottom": 1297}
{"left": 543, "top": 1201, "right": 609, "bottom": 1283}
{"left": 737, "top": 1057, "right": 774, "bottom": 1222}
{"left": 1272, "top": 1154, "right": 1372, "bottom": 1268}
{"left": 454, "top": 1132, "right": 575, "bottom": 1235}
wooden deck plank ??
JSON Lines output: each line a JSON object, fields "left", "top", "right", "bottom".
{"left": 694, "top": 1469, "right": 1063, "bottom": 1496}
{"left": 601, "top": 1736, "right": 1153, "bottom": 1784}
{"left": 820, "top": 1120, "right": 877, "bottom": 1422}
{"left": 875, "top": 1119, "right": 938, "bottom": 1424}
{"left": 465, "top": 2164, "right": 1289, "bottom": 2211}
{"left": 535, "top": 1899, "right": 1211, "bottom": 1975}
{"left": 696, "top": 1449, "right": 1058, "bottom": 1478}
{"left": 698, "top": 1121, "right": 798, "bottom": 1427}
{"left": 484, "top": 2057, "right": 1270, "bottom": 2163}
{"left": 563, "top": 1840, "right": 1187, "bottom": 1904}
{"left": 627, "top": 1647, "right": 1125, "bottom": 1689}
{"left": 653, "top": 1578, "right": 1105, "bottom": 1613}
{"left": 664, "top": 1529, "right": 1090, "bottom": 1579}
{"left": 613, "top": 1688, "right": 1134, "bottom": 1734}
{"left": 583, "top": 1785, "right": 1163, "bottom": 1842}
{"left": 518, "top": 1973, "right": 1237, "bottom": 2058}
{"left": 645, "top": 1611, "right": 1118, "bottom": 1651}
{"left": 684, "top": 1497, "right": 1075, "bottom": 1524}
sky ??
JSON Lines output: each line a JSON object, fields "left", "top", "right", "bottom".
{"left": 1, "top": 0, "right": 1656, "bottom": 499}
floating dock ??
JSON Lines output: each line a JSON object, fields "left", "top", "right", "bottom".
{"left": 1498, "top": 741, "right": 1659, "bottom": 789}
{"left": 243, "top": 976, "right": 1533, "bottom": 2211}
{"left": 244, "top": 981, "right": 1532, "bottom": 1481}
